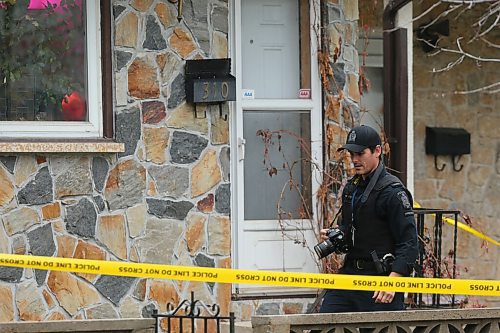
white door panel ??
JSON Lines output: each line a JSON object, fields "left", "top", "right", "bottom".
{"left": 240, "top": 221, "right": 318, "bottom": 271}
{"left": 242, "top": 0, "right": 300, "bottom": 99}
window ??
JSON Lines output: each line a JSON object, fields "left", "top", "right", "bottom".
{"left": 0, "top": 0, "right": 110, "bottom": 139}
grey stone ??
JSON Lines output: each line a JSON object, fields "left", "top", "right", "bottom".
{"left": 92, "top": 157, "right": 109, "bottom": 193}
{"left": 215, "top": 183, "right": 230, "bottom": 215}
{"left": 328, "top": 5, "right": 342, "bottom": 22}
{"left": 183, "top": 0, "right": 210, "bottom": 53}
{"left": 0, "top": 267, "right": 23, "bottom": 283}
{"left": 27, "top": 223, "right": 55, "bottom": 257}
{"left": 11, "top": 235, "right": 26, "bottom": 255}
{"left": 256, "top": 303, "right": 280, "bottom": 315}
{"left": 219, "top": 147, "right": 230, "bottom": 181}
{"left": 149, "top": 165, "right": 189, "bottom": 198}
{"left": 167, "top": 73, "right": 186, "bottom": 109}
{"left": 105, "top": 161, "right": 146, "bottom": 211}
{"left": 343, "top": 99, "right": 360, "bottom": 127}
{"left": 54, "top": 158, "right": 93, "bottom": 199}
{"left": 170, "top": 131, "right": 208, "bottom": 164}
{"left": 94, "top": 195, "right": 106, "bottom": 212}
{"left": 27, "top": 224, "right": 55, "bottom": 286}
{"left": 116, "top": 51, "right": 132, "bottom": 71}
{"left": 159, "top": 52, "right": 181, "bottom": 84}
{"left": 113, "top": 4, "right": 126, "bottom": 19}
{"left": 212, "top": 6, "right": 228, "bottom": 33}
{"left": 86, "top": 303, "right": 119, "bottom": 319}
{"left": 34, "top": 269, "right": 47, "bottom": 286}
{"left": 186, "top": 0, "right": 208, "bottom": 22}
{"left": 142, "top": 303, "right": 156, "bottom": 318}
{"left": 17, "top": 167, "right": 53, "bottom": 206}
{"left": 331, "top": 62, "right": 346, "bottom": 93}
{"left": 116, "top": 107, "right": 141, "bottom": 158}
{"left": 134, "top": 217, "right": 184, "bottom": 265}
{"left": 65, "top": 198, "right": 97, "bottom": 238}
{"left": 0, "top": 156, "right": 16, "bottom": 173}
{"left": 95, "top": 275, "right": 136, "bottom": 305}
{"left": 194, "top": 253, "right": 215, "bottom": 268}
{"left": 143, "top": 15, "right": 167, "bottom": 50}
{"left": 146, "top": 198, "right": 194, "bottom": 220}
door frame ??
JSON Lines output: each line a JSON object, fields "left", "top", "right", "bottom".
{"left": 230, "top": 0, "right": 323, "bottom": 295}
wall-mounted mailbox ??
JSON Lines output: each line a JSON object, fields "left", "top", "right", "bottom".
{"left": 425, "top": 127, "right": 470, "bottom": 172}
{"left": 185, "top": 59, "right": 236, "bottom": 120}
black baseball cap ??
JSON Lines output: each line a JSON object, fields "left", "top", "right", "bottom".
{"left": 338, "top": 125, "right": 382, "bottom": 153}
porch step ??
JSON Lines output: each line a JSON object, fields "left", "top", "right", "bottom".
{"left": 220, "top": 320, "right": 253, "bottom": 333}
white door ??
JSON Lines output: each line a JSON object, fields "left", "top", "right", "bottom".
{"left": 233, "top": 0, "right": 322, "bottom": 295}
{"left": 241, "top": 0, "right": 299, "bottom": 99}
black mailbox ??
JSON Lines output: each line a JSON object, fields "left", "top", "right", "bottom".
{"left": 425, "top": 127, "right": 470, "bottom": 171}
{"left": 185, "top": 59, "right": 236, "bottom": 119}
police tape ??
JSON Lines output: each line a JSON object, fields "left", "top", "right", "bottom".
{"left": 413, "top": 202, "right": 500, "bottom": 247}
{"left": 0, "top": 254, "right": 499, "bottom": 296}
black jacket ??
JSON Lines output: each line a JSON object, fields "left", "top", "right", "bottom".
{"left": 340, "top": 164, "right": 418, "bottom": 276}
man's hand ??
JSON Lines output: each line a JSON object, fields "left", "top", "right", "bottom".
{"left": 373, "top": 272, "right": 402, "bottom": 303}
{"left": 320, "top": 228, "right": 330, "bottom": 241}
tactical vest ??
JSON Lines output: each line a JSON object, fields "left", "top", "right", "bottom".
{"left": 341, "top": 172, "right": 404, "bottom": 259}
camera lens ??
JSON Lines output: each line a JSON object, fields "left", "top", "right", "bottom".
{"left": 314, "top": 240, "right": 334, "bottom": 259}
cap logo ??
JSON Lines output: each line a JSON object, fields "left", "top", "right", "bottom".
{"left": 348, "top": 131, "right": 356, "bottom": 143}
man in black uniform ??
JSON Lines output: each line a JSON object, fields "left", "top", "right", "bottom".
{"left": 319, "top": 125, "right": 418, "bottom": 312}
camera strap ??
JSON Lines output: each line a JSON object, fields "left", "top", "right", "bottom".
{"left": 349, "top": 162, "right": 384, "bottom": 246}
{"left": 360, "top": 162, "right": 384, "bottom": 204}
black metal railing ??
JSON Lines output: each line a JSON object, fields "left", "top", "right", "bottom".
{"left": 152, "top": 291, "right": 235, "bottom": 333}
{"left": 413, "top": 207, "right": 460, "bottom": 308}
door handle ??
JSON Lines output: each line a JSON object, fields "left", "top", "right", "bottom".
{"left": 238, "top": 137, "right": 246, "bottom": 161}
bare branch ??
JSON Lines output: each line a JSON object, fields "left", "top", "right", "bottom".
{"left": 438, "top": 37, "right": 500, "bottom": 62}
{"left": 413, "top": 2, "right": 446, "bottom": 24}
{"left": 454, "top": 81, "right": 500, "bottom": 94}
{"left": 440, "top": 0, "right": 498, "bottom": 4}
{"left": 480, "top": 36, "right": 500, "bottom": 48}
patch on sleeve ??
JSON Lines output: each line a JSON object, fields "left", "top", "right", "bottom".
{"left": 397, "top": 191, "right": 412, "bottom": 210}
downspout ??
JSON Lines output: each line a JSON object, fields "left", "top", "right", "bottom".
{"left": 383, "top": 0, "right": 411, "bottom": 184}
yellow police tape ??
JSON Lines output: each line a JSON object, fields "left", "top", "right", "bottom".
{"left": 414, "top": 202, "right": 500, "bottom": 247}
{"left": 0, "top": 254, "right": 498, "bottom": 296}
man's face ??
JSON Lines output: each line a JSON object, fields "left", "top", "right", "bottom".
{"left": 348, "top": 145, "right": 382, "bottom": 177}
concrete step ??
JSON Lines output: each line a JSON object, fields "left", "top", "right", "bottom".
{"left": 220, "top": 321, "right": 253, "bottom": 333}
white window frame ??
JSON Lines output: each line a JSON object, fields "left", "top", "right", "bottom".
{"left": 230, "top": 0, "right": 323, "bottom": 296}
{"left": 0, "top": 1, "right": 102, "bottom": 139}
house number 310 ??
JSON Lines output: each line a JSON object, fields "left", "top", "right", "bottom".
{"left": 202, "top": 81, "right": 230, "bottom": 100}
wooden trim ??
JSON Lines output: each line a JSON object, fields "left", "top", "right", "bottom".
{"left": 299, "top": 0, "right": 311, "bottom": 90}
{"left": 101, "top": 0, "right": 114, "bottom": 139}
{"left": 383, "top": 28, "right": 408, "bottom": 183}
{"left": 394, "top": 29, "right": 408, "bottom": 182}
{"left": 382, "top": 0, "right": 411, "bottom": 185}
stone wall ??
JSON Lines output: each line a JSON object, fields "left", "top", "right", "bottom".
{"left": 324, "top": 0, "right": 362, "bottom": 180}
{"left": 412, "top": 2, "right": 500, "bottom": 307}
{"left": 0, "top": 0, "right": 232, "bottom": 324}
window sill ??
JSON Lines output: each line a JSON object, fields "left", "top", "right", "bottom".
{"left": 0, "top": 139, "right": 125, "bottom": 153}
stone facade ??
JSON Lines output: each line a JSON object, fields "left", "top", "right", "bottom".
{"left": 0, "top": 0, "right": 232, "bottom": 324}
{"left": 412, "top": 2, "right": 500, "bottom": 307}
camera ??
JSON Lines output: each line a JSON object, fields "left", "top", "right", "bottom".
{"left": 314, "top": 228, "right": 350, "bottom": 259}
